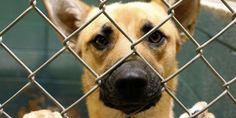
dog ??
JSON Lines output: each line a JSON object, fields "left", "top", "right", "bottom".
{"left": 23, "top": 0, "right": 215, "bottom": 117}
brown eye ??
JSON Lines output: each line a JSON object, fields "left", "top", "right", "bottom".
{"left": 141, "top": 21, "right": 166, "bottom": 48}
{"left": 91, "top": 34, "right": 110, "bottom": 50}
{"left": 148, "top": 30, "right": 165, "bottom": 47}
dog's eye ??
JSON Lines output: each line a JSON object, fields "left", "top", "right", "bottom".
{"left": 148, "top": 30, "right": 165, "bottom": 47}
{"left": 91, "top": 34, "right": 110, "bottom": 50}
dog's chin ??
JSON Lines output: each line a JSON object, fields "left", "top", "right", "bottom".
{"left": 100, "top": 93, "right": 162, "bottom": 114}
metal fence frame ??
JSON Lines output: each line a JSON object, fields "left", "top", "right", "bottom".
{"left": 0, "top": 0, "right": 235, "bottom": 118}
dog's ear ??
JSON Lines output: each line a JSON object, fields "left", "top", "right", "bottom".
{"left": 157, "top": 0, "right": 200, "bottom": 34}
{"left": 174, "top": 0, "right": 200, "bottom": 35}
{"left": 43, "top": 0, "right": 91, "bottom": 45}
{"left": 173, "top": 0, "right": 200, "bottom": 48}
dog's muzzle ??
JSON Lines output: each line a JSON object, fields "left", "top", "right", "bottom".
{"left": 99, "top": 60, "right": 162, "bottom": 114}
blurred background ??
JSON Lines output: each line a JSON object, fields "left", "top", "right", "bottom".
{"left": 0, "top": 0, "right": 235, "bottom": 118}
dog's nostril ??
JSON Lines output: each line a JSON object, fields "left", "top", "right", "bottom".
{"left": 114, "top": 73, "right": 147, "bottom": 91}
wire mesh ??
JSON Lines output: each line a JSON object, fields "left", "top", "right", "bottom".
{"left": 0, "top": 0, "right": 235, "bottom": 118}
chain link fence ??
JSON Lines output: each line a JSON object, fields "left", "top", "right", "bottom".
{"left": 0, "top": 0, "right": 235, "bottom": 118}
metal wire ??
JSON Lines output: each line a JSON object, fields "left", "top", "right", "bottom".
{"left": 0, "top": 0, "right": 235, "bottom": 117}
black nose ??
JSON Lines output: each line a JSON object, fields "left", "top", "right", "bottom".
{"left": 99, "top": 60, "right": 163, "bottom": 113}
{"left": 115, "top": 72, "right": 147, "bottom": 90}
{"left": 114, "top": 71, "right": 147, "bottom": 98}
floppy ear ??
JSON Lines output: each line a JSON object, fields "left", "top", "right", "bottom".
{"left": 43, "top": 0, "right": 91, "bottom": 45}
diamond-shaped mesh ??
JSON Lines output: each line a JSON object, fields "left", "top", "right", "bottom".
{"left": 0, "top": 0, "right": 235, "bottom": 118}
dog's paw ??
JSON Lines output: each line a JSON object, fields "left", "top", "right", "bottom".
{"left": 179, "top": 101, "right": 215, "bottom": 118}
{"left": 23, "top": 110, "right": 62, "bottom": 118}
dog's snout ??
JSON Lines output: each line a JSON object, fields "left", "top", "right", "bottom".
{"left": 114, "top": 71, "right": 147, "bottom": 92}
{"left": 100, "top": 60, "right": 163, "bottom": 113}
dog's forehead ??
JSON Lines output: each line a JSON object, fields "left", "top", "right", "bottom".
{"left": 87, "top": 2, "right": 168, "bottom": 26}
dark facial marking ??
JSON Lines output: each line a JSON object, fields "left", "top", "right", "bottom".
{"left": 101, "top": 23, "right": 113, "bottom": 35}
{"left": 141, "top": 20, "right": 154, "bottom": 33}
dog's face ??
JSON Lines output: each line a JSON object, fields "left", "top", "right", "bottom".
{"left": 43, "top": 0, "right": 199, "bottom": 115}
{"left": 77, "top": 2, "right": 179, "bottom": 113}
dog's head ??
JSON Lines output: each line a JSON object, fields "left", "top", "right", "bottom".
{"left": 43, "top": 0, "right": 200, "bottom": 114}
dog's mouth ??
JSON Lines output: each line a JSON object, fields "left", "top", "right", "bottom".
{"left": 100, "top": 88, "right": 162, "bottom": 114}
{"left": 99, "top": 60, "right": 162, "bottom": 114}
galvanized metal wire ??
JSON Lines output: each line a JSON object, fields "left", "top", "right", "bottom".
{"left": 0, "top": 0, "right": 235, "bottom": 118}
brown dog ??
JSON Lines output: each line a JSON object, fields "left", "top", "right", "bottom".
{"left": 24, "top": 0, "right": 215, "bottom": 118}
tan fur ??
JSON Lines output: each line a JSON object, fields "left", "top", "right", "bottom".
{"left": 23, "top": 0, "right": 215, "bottom": 118}
{"left": 76, "top": 3, "right": 179, "bottom": 117}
